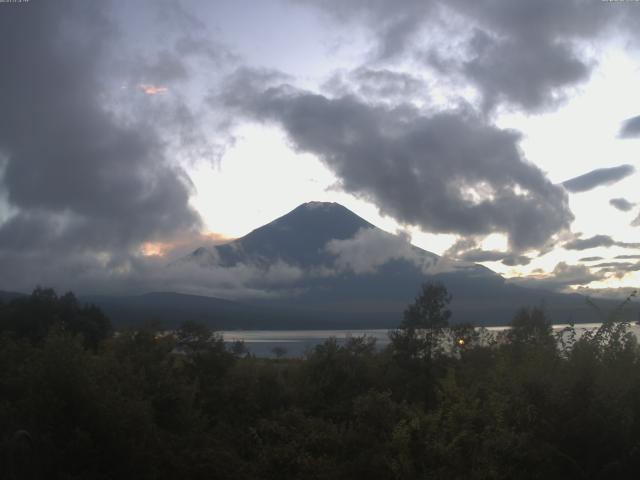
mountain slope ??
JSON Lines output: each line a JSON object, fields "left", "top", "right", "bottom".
{"left": 189, "top": 201, "right": 376, "bottom": 267}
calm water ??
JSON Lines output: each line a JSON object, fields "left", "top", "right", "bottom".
{"left": 221, "top": 323, "right": 640, "bottom": 358}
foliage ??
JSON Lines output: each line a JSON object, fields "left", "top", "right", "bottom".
{"left": 389, "top": 282, "right": 452, "bottom": 362}
{"left": 1, "top": 285, "right": 640, "bottom": 478}
{"left": 0, "top": 287, "right": 112, "bottom": 349}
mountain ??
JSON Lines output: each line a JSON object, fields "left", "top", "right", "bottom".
{"left": 188, "top": 201, "right": 376, "bottom": 267}
{"left": 171, "top": 201, "right": 633, "bottom": 327}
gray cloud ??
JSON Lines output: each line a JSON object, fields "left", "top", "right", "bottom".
{"left": 508, "top": 261, "right": 605, "bottom": 292}
{"left": 501, "top": 255, "right": 532, "bottom": 267}
{"left": 460, "top": 28, "right": 590, "bottom": 112}
{"left": 565, "top": 235, "right": 615, "bottom": 251}
{"left": 448, "top": 247, "right": 531, "bottom": 266}
{"left": 324, "top": 227, "right": 438, "bottom": 275}
{"left": 633, "top": 211, "right": 640, "bottom": 227}
{"left": 610, "top": 198, "right": 636, "bottom": 212}
{"left": 592, "top": 261, "right": 640, "bottom": 278}
{"left": 0, "top": 1, "right": 204, "bottom": 286}
{"left": 562, "top": 165, "right": 635, "bottom": 193}
{"left": 324, "top": 67, "right": 429, "bottom": 103}
{"left": 574, "top": 286, "right": 640, "bottom": 299}
{"left": 619, "top": 115, "right": 640, "bottom": 139}
{"left": 447, "top": 238, "right": 534, "bottom": 266}
{"left": 443, "top": 0, "right": 618, "bottom": 112}
{"left": 0, "top": 246, "right": 309, "bottom": 300}
{"left": 564, "top": 235, "right": 640, "bottom": 251}
{"left": 293, "top": 0, "right": 636, "bottom": 112}
{"left": 293, "top": 0, "right": 438, "bottom": 60}
{"left": 127, "top": 35, "right": 236, "bottom": 87}
{"left": 579, "top": 256, "right": 604, "bottom": 262}
{"left": 220, "top": 70, "right": 573, "bottom": 251}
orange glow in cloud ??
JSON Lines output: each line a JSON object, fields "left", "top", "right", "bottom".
{"left": 140, "top": 232, "right": 234, "bottom": 258}
{"left": 138, "top": 84, "right": 169, "bottom": 95}
{"left": 201, "top": 231, "right": 234, "bottom": 244}
{"left": 140, "top": 241, "right": 174, "bottom": 257}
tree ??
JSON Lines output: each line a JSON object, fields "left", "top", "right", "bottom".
{"left": 507, "top": 306, "right": 554, "bottom": 348}
{"left": 390, "top": 282, "right": 452, "bottom": 362}
{"left": 271, "top": 345, "right": 287, "bottom": 359}
{"left": 0, "top": 288, "right": 111, "bottom": 348}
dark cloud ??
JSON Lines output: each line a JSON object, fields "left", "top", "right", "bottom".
{"left": 619, "top": 115, "right": 640, "bottom": 139}
{"left": 610, "top": 198, "right": 636, "bottom": 212}
{"left": 0, "top": 1, "right": 201, "bottom": 287}
{"left": 564, "top": 235, "right": 640, "bottom": 251}
{"left": 633, "top": 211, "right": 640, "bottom": 227}
{"left": 460, "top": 28, "right": 590, "bottom": 112}
{"left": 220, "top": 70, "right": 573, "bottom": 251}
{"left": 443, "top": 0, "right": 616, "bottom": 112}
{"left": 565, "top": 235, "right": 615, "bottom": 251}
{"left": 501, "top": 255, "right": 532, "bottom": 267}
{"left": 615, "top": 255, "right": 640, "bottom": 260}
{"left": 562, "top": 165, "right": 635, "bottom": 193}
{"left": 293, "top": 0, "right": 635, "bottom": 112}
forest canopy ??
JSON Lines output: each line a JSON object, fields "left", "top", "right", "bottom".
{"left": 1, "top": 285, "right": 640, "bottom": 479}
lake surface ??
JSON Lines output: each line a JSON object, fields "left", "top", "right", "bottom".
{"left": 220, "top": 323, "right": 640, "bottom": 357}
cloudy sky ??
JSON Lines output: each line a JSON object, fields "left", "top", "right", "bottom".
{"left": 1, "top": 0, "right": 640, "bottom": 296}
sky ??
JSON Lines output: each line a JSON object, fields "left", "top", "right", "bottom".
{"left": 1, "top": 0, "right": 640, "bottom": 297}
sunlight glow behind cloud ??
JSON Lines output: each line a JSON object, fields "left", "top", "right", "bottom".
{"left": 138, "top": 84, "right": 169, "bottom": 95}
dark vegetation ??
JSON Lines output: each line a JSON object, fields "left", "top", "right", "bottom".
{"left": 1, "top": 285, "right": 640, "bottom": 479}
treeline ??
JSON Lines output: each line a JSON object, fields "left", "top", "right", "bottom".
{"left": 1, "top": 285, "right": 640, "bottom": 479}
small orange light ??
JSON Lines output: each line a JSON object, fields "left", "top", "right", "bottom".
{"left": 457, "top": 338, "right": 465, "bottom": 346}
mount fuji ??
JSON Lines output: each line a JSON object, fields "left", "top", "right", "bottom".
{"left": 149, "top": 201, "right": 618, "bottom": 328}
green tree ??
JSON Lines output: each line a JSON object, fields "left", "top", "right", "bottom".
{"left": 0, "top": 288, "right": 111, "bottom": 349}
{"left": 390, "top": 282, "right": 452, "bottom": 362}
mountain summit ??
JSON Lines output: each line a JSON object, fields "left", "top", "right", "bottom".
{"left": 189, "top": 201, "right": 379, "bottom": 268}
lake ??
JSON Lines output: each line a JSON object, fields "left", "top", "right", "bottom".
{"left": 220, "top": 323, "right": 640, "bottom": 357}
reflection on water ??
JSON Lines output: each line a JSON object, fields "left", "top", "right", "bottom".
{"left": 220, "top": 323, "right": 640, "bottom": 358}
{"left": 221, "top": 329, "right": 391, "bottom": 357}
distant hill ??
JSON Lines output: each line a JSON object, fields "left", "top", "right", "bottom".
{"left": 81, "top": 292, "right": 396, "bottom": 330}
{"left": 0, "top": 290, "right": 26, "bottom": 303}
